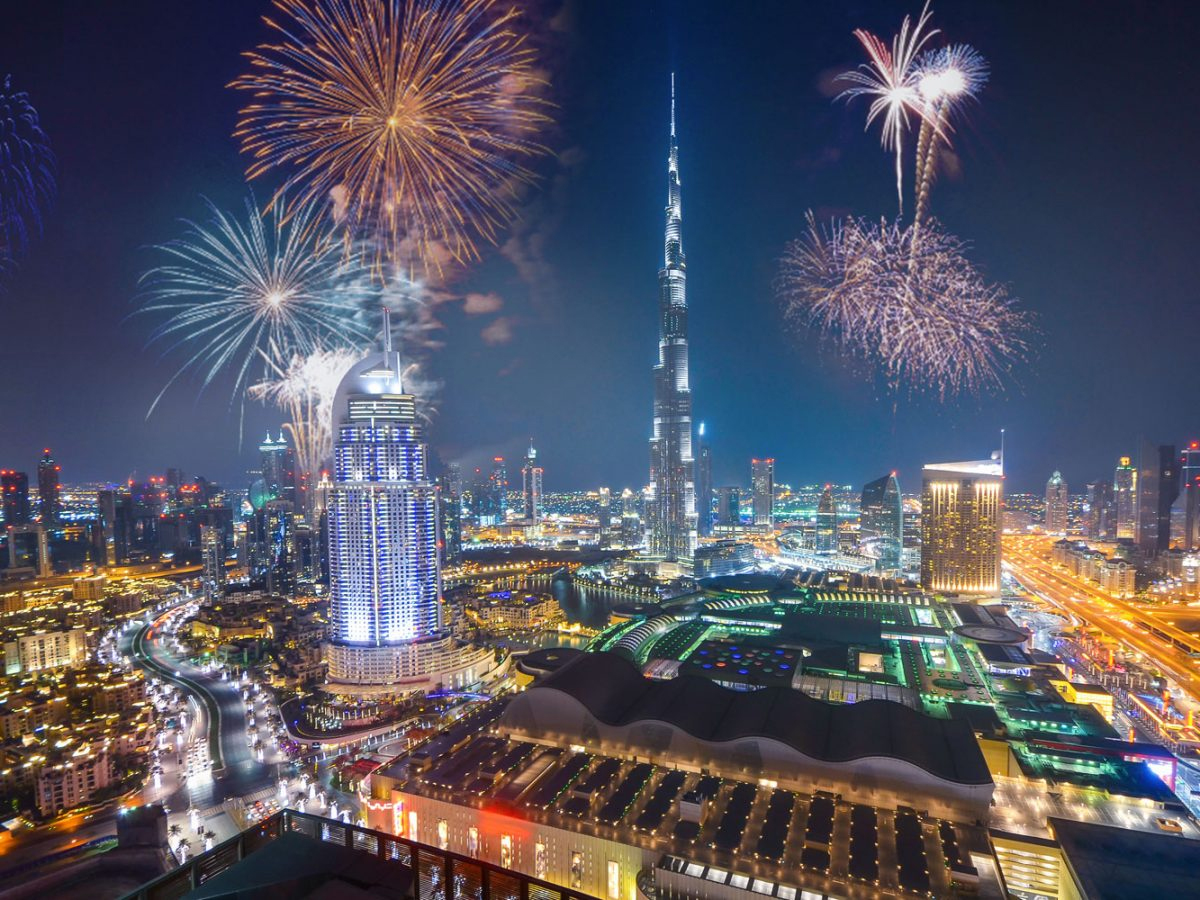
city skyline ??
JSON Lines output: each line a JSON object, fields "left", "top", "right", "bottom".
{"left": 2, "top": 2, "right": 1200, "bottom": 495}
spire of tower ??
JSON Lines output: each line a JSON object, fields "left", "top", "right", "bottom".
{"left": 670, "top": 71, "right": 676, "bottom": 139}
{"left": 382, "top": 306, "right": 393, "bottom": 353}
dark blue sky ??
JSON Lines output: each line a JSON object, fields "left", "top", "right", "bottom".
{"left": 2, "top": 1, "right": 1198, "bottom": 494}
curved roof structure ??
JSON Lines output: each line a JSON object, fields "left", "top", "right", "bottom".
{"left": 509, "top": 651, "right": 990, "bottom": 788}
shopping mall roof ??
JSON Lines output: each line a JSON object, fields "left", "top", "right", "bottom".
{"left": 512, "top": 651, "right": 991, "bottom": 787}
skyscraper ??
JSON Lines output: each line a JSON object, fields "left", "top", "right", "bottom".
{"left": 860, "top": 473, "right": 902, "bottom": 570}
{"left": 751, "top": 458, "right": 775, "bottom": 529}
{"left": 326, "top": 317, "right": 441, "bottom": 684}
{"left": 1184, "top": 441, "right": 1200, "bottom": 550}
{"left": 260, "top": 432, "right": 296, "bottom": 505}
{"left": 695, "top": 423, "right": 714, "bottom": 537}
{"left": 489, "top": 457, "right": 508, "bottom": 525}
{"left": 1045, "top": 471, "right": 1068, "bottom": 533}
{"left": 597, "top": 487, "right": 612, "bottom": 547}
{"left": 1086, "top": 480, "right": 1114, "bottom": 540}
{"left": 1135, "top": 440, "right": 1178, "bottom": 555}
{"left": 645, "top": 75, "right": 697, "bottom": 561}
{"left": 200, "top": 524, "right": 224, "bottom": 601}
{"left": 1114, "top": 456, "right": 1136, "bottom": 540}
{"left": 816, "top": 485, "right": 839, "bottom": 553}
{"left": 920, "top": 454, "right": 1003, "bottom": 595}
{"left": 37, "top": 449, "right": 61, "bottom": 525}
{"left": 1, "top": 471, "right": 31, "bottom": 527}
{"left": 716, "top": 486, "right": 742, "bottom": 529}
{"left": 522, "top": 441, "right": 543, "bottom": 525}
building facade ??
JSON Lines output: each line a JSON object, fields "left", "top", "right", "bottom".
{"left": 37, "top": 448, "right": 61, "bottom": 525}
{"left": 521, "top": 442, "right": 543, "bottom": 525}
{"left": 645, "top": 76, "right": 697, "bottom": 561}
{"left": 751, "top": 458, "right": 775, "bottom": 529}
{"left": 1183, "top": 441, "right": 1200, "bottom": 550}
{"left": 1, "top": 470, "right": 30, "bottom": 526}
{"left": 1114, "top": 456, "right": 1136, "bottom": 540}
{"left": 860, "top": 473, "right": 903, "bottom": 571}
{"left": 816, "top": 484, "right": 838, "bottom": 553}
{"left": 695, "top": 423, "right": 713, "bottom": 537}
{"left": 920, "top": 456, "right": 1003, "bottom": 595}
{"left": 1045, "top": 471, "right": 1068, "bottom": 534}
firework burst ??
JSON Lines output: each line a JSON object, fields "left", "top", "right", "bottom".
{"left": 838, "top": 2, "right": 938, "bottom": 211}
{"left": 231, "top": 0, "right": 551, "bottom": 275}
{"left": 139, "top": 196, "right": 376, "bottom": 427}
{"left": 249, "top": 346, "right": 363, "bottom": 479}
{"left": 912, "top": 43, "right": 988, "bottom": 225}
{"left": 778, "top": 215, "right": 1033, "bottom": 399}
{"left": 0, "top": 74, "right": 56, "bottom": 272}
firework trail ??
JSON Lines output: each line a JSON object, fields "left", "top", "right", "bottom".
{"left": 912, "top": 44, "right": 988, "bottom": 226}
{"left": 139, "top": 196, "right": 376, "bottom": 430}
{"left": 231, "top": 0, "right": 551, "bottom": 276}
{"left": 838, "top": 2, "right": 937, "bottom": 212}
{"left": 249, "top": 346, "right": 362, "bottom": 479}
{"left": 778, "top": 215, "right": 1032, "bottom": 399}
{"left": 0, "top": 74, "right": 55, "bottom": 274}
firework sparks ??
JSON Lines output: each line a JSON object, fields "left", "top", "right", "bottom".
{"left": 0, "top": 74, "right": 55, "bottom": 273}
{"left": 838, "top": 2, "right": 938, "bottom": 211}
{"left": 912, "top": 43, "right": 988, "bottom": 225}
{"left": 231, "top": 0, "right": 551, "bottom": 275}
{"left": 249, "top": 346, "right": 363, "bottom": 479}
{"left": 778, "top": 214, "right": 1033, "bottom": 399}
{"left": 139, "top": 196, "right": 376, "bottom": 428}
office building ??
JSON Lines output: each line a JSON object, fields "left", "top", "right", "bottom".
{"left": 1135, "top": 440, "right": 1178, "bottom": 555}
{"left": 751, "top": 458, "right": 774, "bottom": 529}
{"left": 1045, "top": 471, "right": 1068, "bottom": 534}
{"left": 325, "top": 314, "right": 501, "bottom": 692}
{"left": 597, "top": 487, "right": 612, "bottom": 547}
{"left": 200, "top": 524, "right": 224, "bottom": 601}
{"left": 695, "top": 423, "right": 713, "bottom": 537}
{"left": 1114, "top": 456, "right": 1136, "bottom": 540}
{"left": 860, "top": 473, "right": 902, "bottom": 570}
{"left": 1086, "top": 480, "right": 1114, "bottom": 540}
{"left": 489, "top": 458, "right": 508, "bottom": 525}
{"left": 7, "top": 524, "right": 50, "bottom": 576}
{"left": 716, "top": 485, "right": 741, "bottom": 529}
{"left": 815, "top": 484, "right": 838, "bottom": 553}
{"left": 3, "top": 627, "right": 87, "bottom": 675}
{"left": 260, "top": 432, "right": 296, "bottom": 505}
{"left": 692, "top": 539, "right": 756, "bottom": 578}
{"left": 1184, "top": 441, "right": 1200, "bottom": 550}
{"left": 1, "top": 470, "right": 30, "bottom": 527}
{"left": 645, "top": 76, "right": 697, "bottom": 561}
{"left": 438, "top": 470, "right": 463, "bottom": 567}
{"left": 36, "top": 448, "right": 61, "bottom": 525}
{"left": 921, "top": 454, "right": 1003, "bottom": 594}
{"left": 521, "top": 441, "right": 543, "bottom": 525}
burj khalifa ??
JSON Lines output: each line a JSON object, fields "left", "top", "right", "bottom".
{"left": 645, "top": 75, "right": 697, "bottom": 561}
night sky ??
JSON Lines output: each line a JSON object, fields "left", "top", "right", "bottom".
{"left": 2, "top": 1, "right": 1198, "bottom": 495}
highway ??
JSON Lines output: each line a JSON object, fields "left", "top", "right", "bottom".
{"left": 1003, "top": 535, "right": 1200, "bottom": 707}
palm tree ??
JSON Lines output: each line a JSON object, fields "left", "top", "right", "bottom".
{"left": 168, "top": 823, "right": 182, "bottom": 841}
{"left": 176, "top": 837, "right": 191, "bottom": 862}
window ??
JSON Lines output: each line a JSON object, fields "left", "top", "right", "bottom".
{"left": 500, "top": 834, "right": 513, "bottom": 869}
{"left": 437, "top": 819, "right": 448, "bottom": 850}
{"left": 607, "top": 860, "right": 620, "bottom": 900}
{"left": 535, "top": 841, "right": 547, "bottom": 879}
{"left": 467, "top": 825, "right": 479, "bottom": 857}
{"left": 570, "top": 851, "right": 583, "bottom": 889}
{"left": 407, "top": 810, "right": 418, "bottom": 841}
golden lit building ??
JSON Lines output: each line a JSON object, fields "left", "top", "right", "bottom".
{"left": 921, "top": 456, "right": 1003, "bottom": 595}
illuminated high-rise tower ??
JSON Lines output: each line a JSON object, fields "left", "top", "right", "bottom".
{"left": 751, "top": 458, "right": 775, "bottom": 529}
{"left": 326, "top": 311, "right": 441, "bottom": 685}
{"left": 522, "top": 441, "right": 543, "bottom": 525}
{"left": 37, "top": 449, "right": 61, "bottom": 525}
{"left": 920, "top": 451, "right": 1004, "bottom": 595}
{"left": 1114, "top": 456, "right": 1136, "bottom": 540}
{"left": 645, "top": 74, "right": 697, "bottom": 561}
{"left": 1045, "top": 471, "right": 1068, "bottom": 533}
{"left": 816, "top": 485, "right": 839, "bottom": 553}
{"left": 1183, "top": 441, "right": 1200, "bottom": 550}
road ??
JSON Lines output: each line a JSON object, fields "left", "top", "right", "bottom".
{"left": 1003, "top": 535, "right": 1200, "bottom": 707}
{"left": 126, "top": 609, "right": 275, "bottom": 806}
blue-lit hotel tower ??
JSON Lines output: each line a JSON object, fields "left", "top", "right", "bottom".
{"left": 645, "top": 74, "right": 697, "bottom": 561}
{"left": 325, "top": 313, "right": 502, "bottom": 691}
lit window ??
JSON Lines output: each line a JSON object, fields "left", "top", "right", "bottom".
{"left": 570, "top": 851, "right": 583, "bottom": 889}
{"left": 500, "top": 834, "right": 513, "bottom": 869}
{"left": 407, "top": 810, "right": 418, "bottom": 840}
{"left": 535, "top": 841, "right": 547, "bottom": 879}
{"left": 607, "top": 860, "right": 620, "bottom": 900}
{"left": 467, "top": 825, "right": 479, "bottom": 856}
{"left": 437, "top": 819, "right": 448, "bottom": 850}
